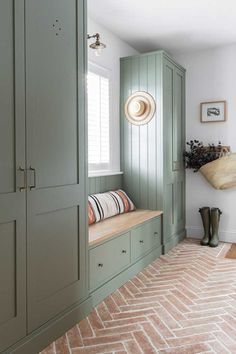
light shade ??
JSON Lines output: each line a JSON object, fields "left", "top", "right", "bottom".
{"left": 88, "top": 33, "right": 106, "bottom": 56}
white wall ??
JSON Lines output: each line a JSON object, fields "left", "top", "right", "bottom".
{"left": 175, "top": 44, "right": 236, "bottom": 243}
{"left": 88, "top": 18, "right": 138, "bottom": 172}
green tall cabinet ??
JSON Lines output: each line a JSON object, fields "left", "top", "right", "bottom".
{"left": 121, "top": 51, "right": 186, "bottom": 252}
{"left": 0, "top": 0, "right": 88, "bottom": 353}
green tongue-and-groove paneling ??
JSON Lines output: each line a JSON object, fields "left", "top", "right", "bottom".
{"left": 120, "top": 51, "right": 186, "bottom": 252}
{"left": 88, "top": 174, "right": 123, "bottom": 195}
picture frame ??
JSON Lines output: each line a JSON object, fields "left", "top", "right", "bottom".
{"left": 200, "top": 101, "right": 227, "bottom": 123}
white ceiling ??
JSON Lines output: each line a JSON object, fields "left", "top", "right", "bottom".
{"left": 88, "top": 0, "right": 236, "bottom": 54}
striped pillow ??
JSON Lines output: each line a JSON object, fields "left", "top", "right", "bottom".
{"left": 88, "top": 189, "right": 135, "bottom": 225}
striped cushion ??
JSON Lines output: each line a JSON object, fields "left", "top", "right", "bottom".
{"left": 88, "top": 189, "right": 135, "bottom": 225}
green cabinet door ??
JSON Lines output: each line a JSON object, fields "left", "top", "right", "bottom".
{"left": 25, "top": 0, "right": 88, "bottom": 332}
{"left": 173, "top": 67, "right": 186, "bottom": 236}
{"left": 163, "top": 57, "right": 186, "bottom": 245}
{"left": 0, "top": 1, "right": 27, "bottom": 351}
{"left": 163, "top": 58, "right": 175, "bottom": 243}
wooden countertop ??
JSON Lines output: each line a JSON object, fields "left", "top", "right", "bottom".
{"left": 89, "top": 209, "right": 163, "bottom": 247}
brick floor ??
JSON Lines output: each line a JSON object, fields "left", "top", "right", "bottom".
{"left": 40, "top": 239, "right": 236, "bottom": 354}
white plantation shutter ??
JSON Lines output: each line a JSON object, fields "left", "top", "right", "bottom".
{"left": 88, "top": 65, "right": 110, "bottom": 172}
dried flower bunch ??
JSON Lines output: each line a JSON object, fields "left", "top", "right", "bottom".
{"left": 184, "top": 140, "right": 223, "bottom": 172}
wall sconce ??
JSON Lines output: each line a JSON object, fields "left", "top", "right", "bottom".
{"left": 87, "top": 33, "right": 106, "bottom": 56}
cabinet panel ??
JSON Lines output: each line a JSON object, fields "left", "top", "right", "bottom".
{"left": 131, "top": 218, "right": 161, "bottom": 261}
{"left": 25, "top": 0, "right": 78, "bottom": 189}
{"left": 90, "top": 232, "right": 131, "bottom": 291}
{"left": 26, "top": 0, "right": 87, "bottom": 332}
{"left": 173, "top": 69, "right": 185, "bottom": 170}
{"left": 0, "top": 1, "right": 26, "bottom": 352}
{"left": 0, "top": 222, "right": 16, "bottom": 325}
{"left": 163, "top": 59, "right": 175, "bottom": 242}
{"left": 163, "top": 60, "right": 174, "bottom": 179}
{"left": 173, "top": 67, "right": 186, "bottom": 236}
{"left": 176, "top": 178, "right": 185, "bottom": 226}
{"left": 0, "top": 0, "right": 15, "bottom": 194}
{"left": 29, "top": 207, "right": 79, "bottom": 301}
{"left": 164, "top": 183, "right": 174, "bottom": 239}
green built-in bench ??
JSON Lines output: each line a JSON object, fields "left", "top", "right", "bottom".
{"left": 89, "top": 209, "right": 163, "bottom": 304}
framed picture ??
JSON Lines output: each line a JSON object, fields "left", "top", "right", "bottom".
{"left": 200, "top": 101, "right": 227, "bottom": 123}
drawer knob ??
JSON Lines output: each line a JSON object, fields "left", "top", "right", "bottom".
{"left": 98, "top": 263, "right": 103, "bottom": 268}
{"left": 139, "top": 240, "right": 144, "bottom": 244}
{"left": 154, "top": 232, "right": 159, "bottom": 236}
{"left": 122, "top": 249, "right": 127, "bottom": 254}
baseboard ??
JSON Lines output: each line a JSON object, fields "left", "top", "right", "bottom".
{"left": 187, "top": 226, "right": 236, "bottom": 243}
{"left": 90, "top": 245, "right": 163, "bottom": 308}
{"left": 4, "top": 296, "right": 92, "bottom": 354}
{"left": 163, "top": 229, "right": 186, "bottom": 253}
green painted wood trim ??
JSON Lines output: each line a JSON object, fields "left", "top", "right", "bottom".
{"left": 80, "top": 0, "right": 89, "bottom": 301}
{"left": 88, "top": 174, "right": 123, "bottom": 195}
{"left": 90, "top": 245, "right": 162, "bottom": 308}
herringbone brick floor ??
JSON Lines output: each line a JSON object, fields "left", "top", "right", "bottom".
{"left": 40, "top": 239, "right": 236, "bottom": 354}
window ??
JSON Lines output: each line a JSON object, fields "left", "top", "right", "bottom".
{"left": 87, "top": 63, "right": 111, "bottom": 174}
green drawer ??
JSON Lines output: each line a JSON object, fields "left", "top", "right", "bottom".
{"left": 131, "top": 217, "right": 161, "bottom": 261}
{"left": 89, "top": 232, "right": 131, "bottom": 291}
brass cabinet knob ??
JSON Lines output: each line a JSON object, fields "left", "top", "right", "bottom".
{"left": 98, "top": 263, "right": 103, "bottom": 268}
{"left": 122, "top": 249, "right": 127, "bottom": 254}
{"left": 139, "top": 240, "right": 144, "bottom": 244}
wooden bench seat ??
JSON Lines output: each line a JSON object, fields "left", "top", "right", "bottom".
{"left": 89, "top": 209, "right": 163, "bottom": 246}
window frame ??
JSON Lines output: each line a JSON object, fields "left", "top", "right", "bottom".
{"left": 87, "top": 62, "right": 115, "bottom": 177}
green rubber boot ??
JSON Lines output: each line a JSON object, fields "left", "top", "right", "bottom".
{"left": 209, "top": 208, "right": 222, "bottom": 247}
{"left": 199, "top": 207, "right": 211, "bottom": 246}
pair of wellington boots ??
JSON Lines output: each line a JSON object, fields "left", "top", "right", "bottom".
{"left": 199, "top": 207, "right": 222, "bottom": 247}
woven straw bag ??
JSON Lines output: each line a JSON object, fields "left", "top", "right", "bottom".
{"left": 200, "top": 153, "right": 236, "bottom": 190}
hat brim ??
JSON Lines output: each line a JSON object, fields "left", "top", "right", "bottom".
{"left": 124, "top": 91, "right": 156, "bottom": 126}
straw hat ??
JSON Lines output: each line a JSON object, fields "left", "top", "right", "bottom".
{"left": 124, "top": 91, "right": 156, "bottom": 125}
